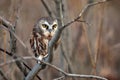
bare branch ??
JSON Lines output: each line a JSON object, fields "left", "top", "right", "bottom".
{"left": 76, "top": 20, "right": 92, "bottom": 27}
{"left": 0, "top": 47, "right": 29, "bottom": 76}
{"left": 53, "top": 76, "right": 65, "bottom": 80}
{"left": 0, "top": 47, "right": 13, "bottom": 56}
{"left": 24, "top": 63, "right": 43, "bottom": 80}
{"left": 40, "top": 60, "right": 108, "bottom": 80}
{"left": 22, "top": 63, "right": 42, "bottom": 80}
{"left": 94, "top": 2, "right": 105, "bottom": 74}
{"left": 60, "top": 0, "right": 110, "bottom": 30}
{"left": 0, "top": 48, "right": 41, "bottom": 80}
{"left": 0, "top": 69, "right": 8, "bottom": 80}
{"left": 0, "top": 56, "right": 35, "bottom": 67}
{"left": 0, "top": 16, "right": 27, "bottom": 49}
{"left": 0, "top": 55, "right": 108, "bottom": 80}
{"left": 0, "top": 16, "right": 42, "bottom": 79}
{"left": 40, "top": 0, "right": 53, "bottom": 17}
{"left": 15, "top": 0, "right": 22, "bottom": 24}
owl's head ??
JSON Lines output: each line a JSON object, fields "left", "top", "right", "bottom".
{"left": 34, "top": 17, "right": 58, "bottom": 39}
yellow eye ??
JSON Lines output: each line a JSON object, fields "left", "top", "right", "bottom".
{"left": 52, "top": 24, "right": 57, "bottom": 29}
{"left": 42, "top": 24, "right": 48, "bottom": 29}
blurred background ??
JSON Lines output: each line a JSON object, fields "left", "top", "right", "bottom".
{"left": 0, "top": 0, "right": 120, "bottom": 80}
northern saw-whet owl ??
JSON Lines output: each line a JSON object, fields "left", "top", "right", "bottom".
{"left": 30, "top": 17, "right": 58, "bottom": 65}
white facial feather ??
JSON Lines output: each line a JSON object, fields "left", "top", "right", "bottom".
{"left": 40, "top": 20, "right": 58, "bottom": 37}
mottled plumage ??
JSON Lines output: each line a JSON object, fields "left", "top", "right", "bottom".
{"left": 30, "top": 17, "right": 58, "bottom": 63}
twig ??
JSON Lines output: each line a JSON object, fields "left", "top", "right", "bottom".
{"left": 0, "top": 67, "right": 12, "bottom": 80}
{"left": 0, "top": 69, "right": 8, "bottom": 80}
{"left": 60, "top": 43, "right": 74, "bottom": 73}
{"left": 9, "top": 0, "right": 22, "bottom": 58}
{"left": 0, "top": 47, "right": 28, "bottom": 76}
{"left": 0, "top": 55, "right": 108, "bottom": 80}
{"left": 0, "top": 48, "right": 13, "bottom": 56}
{"left": 13, "top": 0, "right": 22, "bottom": 26}
{"left": 40, "top": 0, "right": 53, "bottom": 17}
{"left": 53, "top": 76, "right": 65, "bottom": 80}
{"left": 94, "top": 2, "right": 105, "bottom": 69}
{"left": 3, "top": 28, "right": 7, "bottom": 66}
{"left": 82, "top": 23, "right": 95, "bottom": 68}
{"left": 40, "top": 60, "right": 108, "bottom": 80}
{"left": 60, "top": 0, "right": 109, "bottom": 30}
{"left": 0, "top": 17, "right": 42, "bottom": 79}
{"left": 76, "top": 20, "right": 92, "bottom": 27}
{"left": 0, "top": 48, "right": 41, "bottom": 80}
{"left": 55, "top": 0, "right": 75, "bottom": 79}
{"left": 54, "top": 0, "right": 63, "bottom": 25}
{"left": 58, "top": 0, "right": 76, "bottom": 75}
{"left": 0, "top": 56, "right": 35, "bottom": 67}
{"left": 0, "top": 16, "right": 27, "bottom": 49}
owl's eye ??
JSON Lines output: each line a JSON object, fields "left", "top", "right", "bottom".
{"left": 52, "top": 24, "right": 57, "bottom": 29}
{"left": 42, "top": 24, "right": 48, "bottom": 29}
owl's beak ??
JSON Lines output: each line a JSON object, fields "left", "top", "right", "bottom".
{"left": 48, "top": 29, "right": 52, "bottom": 33}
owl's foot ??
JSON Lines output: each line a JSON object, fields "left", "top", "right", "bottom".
{"left": 36, "top": 60, "right": 41, "bottom": 63}
{"left": 37, "top": 56, "right": 47, "bottom": 69}
{"left": 37, "top": 54, "right": 48, "bottom": 64}
{"left": 37, "top": 55, "right": 43, "bottom": 63}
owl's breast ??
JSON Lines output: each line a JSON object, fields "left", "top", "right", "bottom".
{"left": 43, "top": 39, "right": 49, "bottom": 45}
{"left": 30, "top": 32, "right": 49, "bottom": 57}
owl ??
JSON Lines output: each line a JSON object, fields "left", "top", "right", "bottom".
{"left": 30, "top": 17, "right": 59, "bottom": 64}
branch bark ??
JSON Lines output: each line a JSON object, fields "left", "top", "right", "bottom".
{"left": 0, "top": 16, "right": 27, "bottom": 48}
{"left": 0, "top": 48, "right": 41, "bottom": 80}
{"left": 0, "top": 55, "right": 108, "bottom": 80}
{"left": 40, "top": 60, "right": 108, "bottom": 80}
{"left": 0, "top": 69, "right": 8, "bottom": 80}
{"left": 40, "top": 0, "right": 54, "bottom": 17}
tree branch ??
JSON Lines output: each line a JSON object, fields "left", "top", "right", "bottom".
{"left": 0, "top": 69, "right": 8, "bottom": 80}
{"left": 0, "top": 48, "right": 41, "bottom": 80}
{"left": 53, "top": 76, "right": 65, "bottom": 80}
{"left": 0, "top": 15, "right": 42, "bottom": 79}
{"left": 42, "top": 61, "right": 107, "bottom": 80}
{"left": 60, "top": 0, "right": 110, "bottom": 30}
{"left": 0, "top": 16, "right": 27, "bottom": 49}
{"left": 0, "top": 55, "right": 108, "bottom": 80}
{"left": 0, "top": 56, "right": 35, "bottom": 67}
{"left": 40, "top": 0, "right": 53, "bottom": 17}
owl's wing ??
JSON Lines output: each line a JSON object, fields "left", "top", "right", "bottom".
{"left": 54, "top": 38, "right": 60, "bottom": 50}
{"left": 30, "top": 35, "right": 34, "bottom": 48}
{"left": 29, "top": 34, "right": 38, "bottom": 57}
